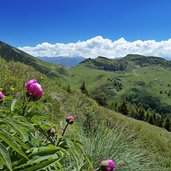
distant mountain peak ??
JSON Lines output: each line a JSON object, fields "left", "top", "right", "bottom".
{"left": 79, "top": 54, "right": 171, "bottom": 72}
{"left": 124, "top": 54, "right": 166, "bottom": 61}
{"left": 38, "top": 56, "right": 85, "bottom": 67}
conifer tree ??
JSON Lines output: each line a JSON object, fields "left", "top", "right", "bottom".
{"left": 155, "top": 115, "right": 163, "bottom": 127}
{"left": 118, "top": 101, "right": 129, "bottom": 115}
{"left": 163, "top": 116, "right": 171, "bottom": 131}
{"left": 145, "top": 111, "right": 150, "bottom": 122}
{"left": 67, "top": 84, "right": 71, "bottom": 94}
{"left": 128, "top": 104, "right": 137, "bottom": 118}
{"left": 137, "top": 107, "right": 145, "bottom": 120}
{"left": 92, "top": 90, "right": 107, "bottom": 106}
{"left": 80, "top": 81, "right": 89, "bottom": 96}
{"left": 148, "top": 114, "right": 155, "bottom": 125}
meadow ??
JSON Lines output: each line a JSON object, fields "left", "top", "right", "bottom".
{"left": 0, "top": 56, "right": 171, "bottom": 170}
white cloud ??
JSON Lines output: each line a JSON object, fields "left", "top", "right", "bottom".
{"left": 18, "top": 36, "right": 171, "bottom": 58}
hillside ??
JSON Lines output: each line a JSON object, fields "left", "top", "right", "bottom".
{"left": 68, "top": 54, "right": 171, "bottom": 105}
{"left": 0, "top": 42, "right": 171, "bottom": 170}
{"left": 79, "top": 54, "right": 171, "bottom": 71}
{"left": 0, "top": 57, "right": 171, "bottom": 170}
{"left": 62, "top": 54, "right": 171, "bottom": 133}
{"left": 0, "top": 41, "right": 67, "bottom": 77}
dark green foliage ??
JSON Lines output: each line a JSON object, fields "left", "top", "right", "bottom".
{"left": 124, "top": 54, "right": 171, "bottom": 67}
{"left": 159, "top": 90, "right": 163, "bottom": 94}
{"left": 91, "top": 90, "right": 107, "bottom": 107}
{"left": 155, "top": 115, "right": 163, "bottom": 127}
{"left": 66, "top": 84, "right": 71, "bottom": 94}
{"left": 148, "top": 114, "right": 155, "bottom": 125}
{"left": 80, "top": 56, "right": 128, "bottom": 71}
{"left": 145, "top": 111, "right": 150, "bottom": 122}
{"left": 124, "top": 93, "right": 171, "bottom": 131}
{"left": 80, "top": 81, "right": 89, "bottom": 96}
{"left": 163, "top": 116, "right": 171, "bottom": 131}
{"left": 108, "top": 77, "right": 123, "bottom": 91}
{"left": 116, "top": 100, "right": 170, "bottom": 131}
{"left": 126, "top": 94, "right": 171, "bottom": 115}
{"left": 136, "top": 81, "right": 146, "bottom": 86}
{"left": 118, "top": 101, "right": 129, "bottom": 115}
{"left": 167, "top": 90, "right": 171, "bottom": 97}
{"left": 81, "top": 110, "right": 98, "bottom": 136}
{"left": 128, "top": 104, "right": 138, "bottom": 118}
{"left": 110, "top": 102, "right": 119, "bottom": 112}
{"left": 137, "top": 107, "right": 145, "bottom": 120}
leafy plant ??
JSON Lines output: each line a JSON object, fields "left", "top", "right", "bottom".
{"left": 0, "top": 80, "right": 92, "bottom": 171}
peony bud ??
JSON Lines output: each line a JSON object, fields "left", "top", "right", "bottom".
{"left": 0, "top": 91, "right": 5, "bottom": 101}
{"left": 27, "top": 83, "right": 43, "bottom": 99}
{"left": 66, "top": 115, "right": 74, "bottom": 124}
{"left": 100, "top": 159, "right": 116, "bottom": 171}
{"left": 25, "top": 79, "right": 38, "bottom": 90}
{"left": 48, "top": 128, "right": 56, "bottom": 136}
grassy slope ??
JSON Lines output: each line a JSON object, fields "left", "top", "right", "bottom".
{"left": 0, "top": 58, "right": 170, "bottom": 169}
{"left": 65, "top": 61, "right": 171, "bottom": 105}
{"left": 63, "top": 92, "right": 171, "bottom": 169}
{"left": 0, "top": 41, "right": 66, "bottom": 78}
{"left": 0, "top": 42, "right": 171, "bottom": 169}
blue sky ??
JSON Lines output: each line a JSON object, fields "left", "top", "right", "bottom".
{"left": 1, "top": 0, "right": 171, "bottom": 46}
{"left": 1, "top": 0, "right": 171, "bottom": 58}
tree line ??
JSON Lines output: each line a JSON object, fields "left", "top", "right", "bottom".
{"left": 79, "top": 82, "right": 171, "bottom": 131}
{"left": 110, "top": 101, "right": 171, "bottom": 131}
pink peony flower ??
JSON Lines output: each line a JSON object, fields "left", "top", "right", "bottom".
{"left": 0, "top": 91, "right": 5, "bottom": 101}
{"left": 66, "top": 115, "right": 74, "bottom": 124}
{"left": 27, "top": 83, "right": 43, "bottom": 99}
{"left": 25, "top": 79, "right": 38, "bottom": 90}
{"left": 100, "top": 159, "right": 116, "bottom": 171}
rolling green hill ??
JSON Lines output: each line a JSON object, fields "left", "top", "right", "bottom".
{"left": 0, "top": 41, "right": 68, "bottom": 77}
{"left": 79, "top": 54, "right": 171, "bottom": 71}
{"left": 66, "top": 55, "right": 171, "bottom": 112}
{"left": 0, "top": 41, "right": 171, "bottom": 170}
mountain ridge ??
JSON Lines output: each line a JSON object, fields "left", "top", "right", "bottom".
{"left": 78, "top": 54, "right": 171, "bottom": 71}
{"left": 38, "top": 56, "right": 85, "bottom": 67}
{"left": 0, "top": 41, "right": 66, "bottom": 77}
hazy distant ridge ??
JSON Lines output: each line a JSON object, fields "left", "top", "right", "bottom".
{"left": 38, "top": 56, "right": 85, "bottom": 67}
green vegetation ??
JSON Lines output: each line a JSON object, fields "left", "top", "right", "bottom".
{"left": 63, "top": 55, "right": 171, "bottom": 130}
{"left": 0, "top": 41, "right": 66, "bottom": 77}
{"left": 0, "top": 41, "right": 171, "bottom": 170}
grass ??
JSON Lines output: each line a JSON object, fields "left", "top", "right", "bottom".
{"left": 63, "top": 64, "right": 171, "bottom": 106}
{"left": 78, "top": 123, "right": 161, "bottom": 171}
{"left": 0, "top": 48, "right": 171, "bottom": 170}
{"left": 61, "top": 92, "right": 171, "bottom": 170}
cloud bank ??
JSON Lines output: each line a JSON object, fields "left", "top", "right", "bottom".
{"left": 19, "top": 36, "right": 171, "bottom": 58}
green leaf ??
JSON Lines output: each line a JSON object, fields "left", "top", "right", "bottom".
{"left": 14, "top": 157, "right": 62, "bottom": 171}
{"left": 0, "top": 129, "right": 28, "bottom": 160}
{"left": 0, "top": 142, "right": 12, "bottom": 171}
{"left": 1, "top": 117, "right": 28, "bottom": 141}
{"left": 28, "top": 146, "right": 63, "bottom": 158}
{"left": 11, "top": 98, "right": 17, "bottom": 112}
{"left": 12, "top": 136, "right": 30, "bottom": 150}
{"left": 12, "top": 116, "right": 34, "bottom": 131}
{"left": 16, "top": 146, "right": 66, "bottom": 168}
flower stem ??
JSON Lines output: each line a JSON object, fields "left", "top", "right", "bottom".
{"left": 57, "top": 123, "right": 69, "bottom": 146}
{"left": 22, "top": 95, "right": 32, "bottom": 116}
